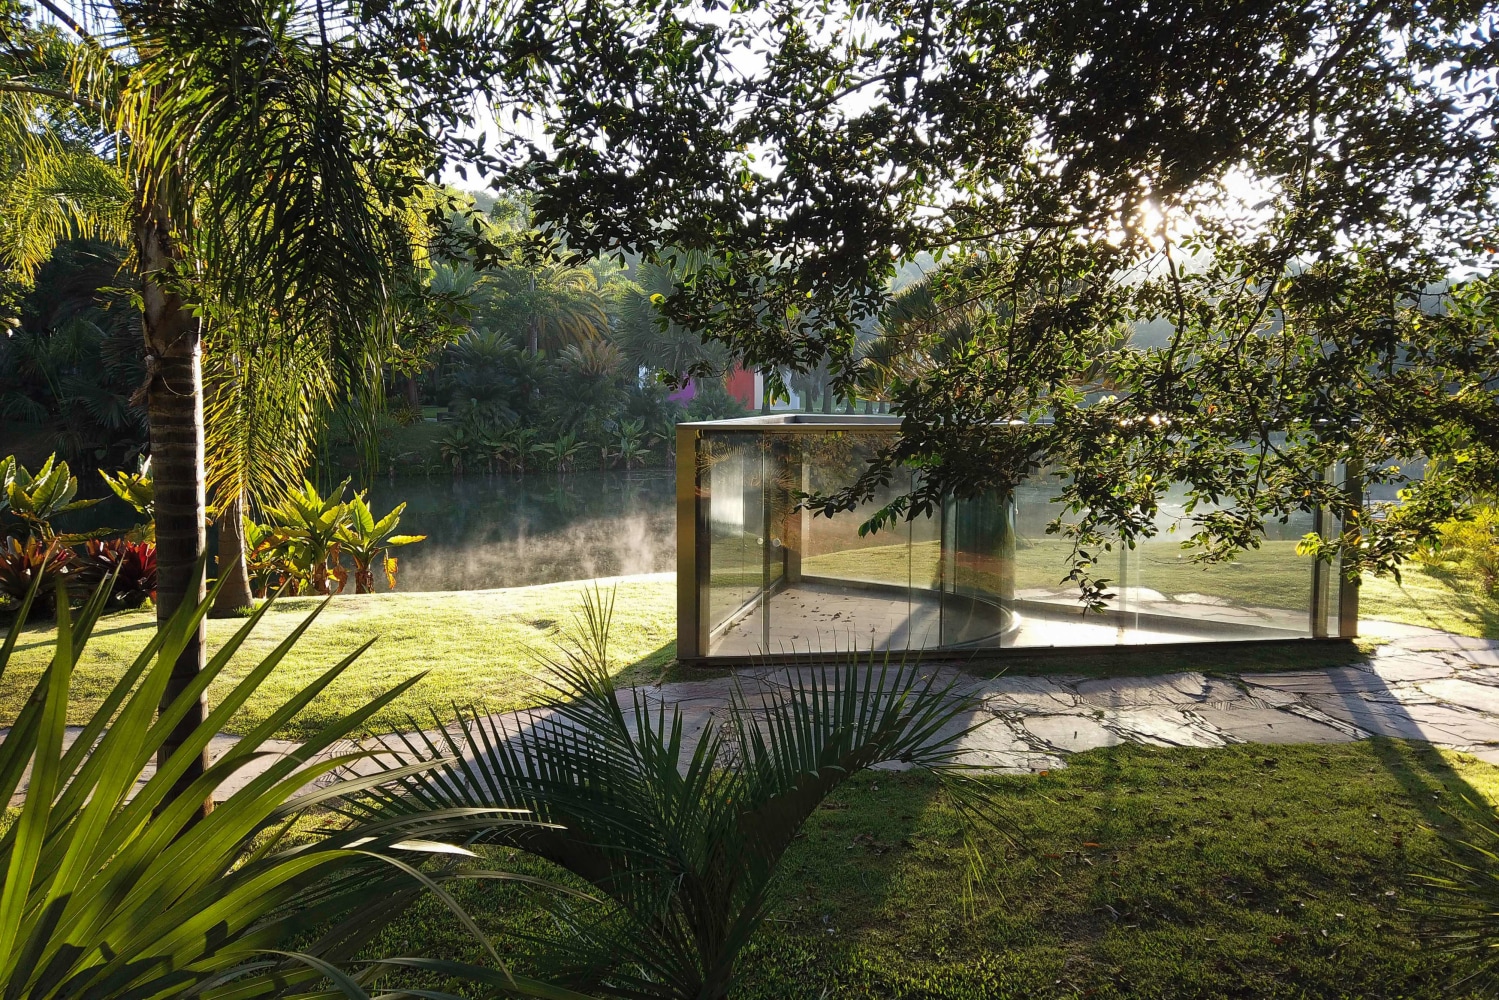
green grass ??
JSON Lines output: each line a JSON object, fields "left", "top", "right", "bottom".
{"left": 1360, "top": 568, "right": 1499, "bottom": 639}
{"left": 0, "top": 577, "right": 676, "bottom": 739}
{"left": 367, "top": 740, "right": 1499, "bottom": 999}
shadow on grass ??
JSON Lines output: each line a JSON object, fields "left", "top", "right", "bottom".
{"left": 1397, "top": 568, "right": 1499, "bottom": 639}
{"left": 3, "top": 616, "right": 156, "bottom": 654}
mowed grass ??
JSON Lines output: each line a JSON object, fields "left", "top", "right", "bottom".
{"left": 0, "top": 576, "right": 676, "bottom": 739}
{"left": 367, "top": 740, "right": 1499, "bottom": 999}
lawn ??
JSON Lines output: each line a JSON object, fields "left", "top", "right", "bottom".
{"left": 0, "top": 575, "right": 676, "bottom": 739}
{"left": 368, "top": 740, "right": 1499, "bottom": 999}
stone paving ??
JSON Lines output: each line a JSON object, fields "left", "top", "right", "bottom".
{"left": 11, "top": 620, "right": 1499, "bottom": 803}
{"left": 636, "top": 622, "right": 1499, "bottom": 774}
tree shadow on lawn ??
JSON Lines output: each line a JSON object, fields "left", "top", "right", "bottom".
{"left": 3, "top": 615, "right": 155, "bottom": 653}
{"left": 732, "top": 739, "right": 1496, "bottom": 1000}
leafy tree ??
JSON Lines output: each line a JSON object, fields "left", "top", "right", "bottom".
{"left": 487, "top": 0, "right": 1499, "bottom": 597}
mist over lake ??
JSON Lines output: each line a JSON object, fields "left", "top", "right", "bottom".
{"left": 363, "top": 470, "right": 676, "bottom": 591}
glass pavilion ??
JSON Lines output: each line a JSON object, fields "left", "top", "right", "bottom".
{"left": 675, "top": 415, "right": 1358, "bottom": 663}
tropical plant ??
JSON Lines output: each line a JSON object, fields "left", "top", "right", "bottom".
{"left": 243, "top": 517, "right": 285, "bottom": 599}
{"left": 1, "top": 0, "right": 503, "bottom": 797}
{"left": 1415, "top": 506, "right": 1499, "bottom": 596}
{"left": 345, "top": 588, "right": 986, "bottom": 1000}
{"left": 0, "top": 454, "right": 101, "bottom": 541}
{"left": 99, "top": 455, "right": 154, "bottom": 540}
{"left": 0, "top": 567, "right": 577, "bottom": 1000}
{"left": 73, "top": 538, "right": 158, "bottom": 608}
{"left": 0, "top": 243, "right": 147, "bottom": 464}
{"left": 262, "top": 480, "right": 351, "bottom": 596}
{"left": 612, "top": 419, "right": 651, "bottom": 469}
{"left": 438, "top": 426, "right": 474, "bottom": 476}
{"left": 1416, "top": 804, "right": 1499, "bottom": 988}
{"left": 337, "top": 495, "right": 426, "bottom": 594}
{"left": 0, "top": 537, "right": 75, "bottom": 612}
{"left": 533, "top": 432, "right": 585, "bottom": 473}
{"left": 476, "top": 258, "right": 611, "bottom": 355}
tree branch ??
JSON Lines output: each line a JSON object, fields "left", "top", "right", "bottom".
{"left": 33, "top": 0, "right": 98, "bottom": 46}
{"left": 0, "top": 80, "right": 103, "bottom": 113}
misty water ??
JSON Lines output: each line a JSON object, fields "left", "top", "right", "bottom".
{"left": 363, "top": 471, "right": 676, "bottom": 591}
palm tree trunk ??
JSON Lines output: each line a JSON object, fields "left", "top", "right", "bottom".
{"left": 211, "top": 490, "right": 253, "bottom": 617}
{"left": 141, "top": 205, "right": 213, "bottom": 818}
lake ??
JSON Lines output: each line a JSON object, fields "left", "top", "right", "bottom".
{"left": 363, "top": 471, "right": 677, "bottom": 591}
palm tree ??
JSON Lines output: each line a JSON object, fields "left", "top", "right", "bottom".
{"left": 478, "top": 258, "right": 611, "bottom": 354}
{"left": 1, "top": 0, "right": 473, "bottom": 809}
{"left": 612, "top": 257, "right": 734, "bottom": 380}
{"left": 346, "top": 589, "right": 989, "bottom": 1000}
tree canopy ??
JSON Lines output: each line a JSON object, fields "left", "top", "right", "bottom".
{"left": 479, "top": 0, "right": 1499, "bottom": 595}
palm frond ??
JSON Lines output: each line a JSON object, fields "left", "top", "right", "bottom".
{"left": 344, "top": 586, "right": 990, "bottom": 1000}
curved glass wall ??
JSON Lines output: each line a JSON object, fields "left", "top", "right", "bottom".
{"left": 676, "top": 415, "right": 1356, "bottom": 660}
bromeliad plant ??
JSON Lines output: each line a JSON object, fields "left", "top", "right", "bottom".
{"left": 0, "top": 537, "right": 76, "bottom": 615}
{"left": 337, "top": 494, "right": 426, "bottom": 594}
{"left": 74, "top": 538, "right": 158, "bottom": 608}
{"left": 346, "top": 588, "right": 990, "bottom": 1000}
{"left": 0, "top": 566, "right": 574, "bottom": 1000}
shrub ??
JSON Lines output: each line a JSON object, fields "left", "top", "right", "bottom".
{"left": 0, "top": 537, "right": 75, "bottom": 615}
{"left": 1415, "top": 505, "right": 1499, "bottom": 594}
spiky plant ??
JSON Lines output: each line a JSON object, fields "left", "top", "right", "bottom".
{"left": 343, "top": 588, "right": 988, "bottom": 1000}
{"left": 1416, "top": 805, "right": 1499, "bottom": 989}
{"left": 0, "top": 565, "right": 581, "bottom": 1000}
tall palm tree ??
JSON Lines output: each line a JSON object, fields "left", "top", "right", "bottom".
{"left": 1, "top": 0, "right": 481, "bottom": 809}
{"left": 612, "top": 257, "right": 733, "bottom": 380}
{"left": 478, "top": 258, "right": 612, "bottom": 354}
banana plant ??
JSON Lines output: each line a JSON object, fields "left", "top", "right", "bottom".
{"left": 438, "top": 426, "right": 472, "bottom": 475}
{"left": 262, "top": 479, "right": 351, "bottom": 595}
{"left": 0, "top": 565, "right": 584, "bottom": 1000}
{"left": 242, "top": 517, "right": 284, "bottom": 598}
{"left": 345, "top": 587, "right": 991, "bottom": 1000}
{"left": 532, "top": 432, "right": 585, "bottom": 473}
{"left": 337, "top": 494, "right": 426, "bottom": 594}
{"left": 612, "top": 420, "right": 651, "bottom": 469}
{"left": 99, "top": 456, "right": 155, "bottom": 541}
{"left": 0, "top": 454, "right": 102, "bottom": 541}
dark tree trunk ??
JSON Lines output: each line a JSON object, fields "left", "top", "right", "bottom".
{"left": 141, "top": 203, "right": 213, "bottom": 818}
{"left": 404, "top": 373, "right": 421, "bottom": 411}
{"left": 211, "top": 490, "right": 253, "bottom": 617}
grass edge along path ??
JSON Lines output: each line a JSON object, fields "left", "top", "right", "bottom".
{"left": 0, "top": 560, "right": 1492, "bottom": 740}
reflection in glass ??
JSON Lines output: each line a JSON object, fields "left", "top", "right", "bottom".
{"left": 682, "top": 417, "right": 1353, "bottom": 659}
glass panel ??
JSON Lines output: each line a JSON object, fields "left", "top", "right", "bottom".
{"left": 702, "top": 432, "right": 768, "bottom": 654}
{"left": 939, "top": 491, "right": 1016, "bottom": 647}
{"left": 687, "top": 420, "right": 1347, "bottom": 656}
{"left": 762, "top": 431, "right": 939, "bottom": 654}
{"left": 1128, "top": 485, "right": 1316, "bottom": 641}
